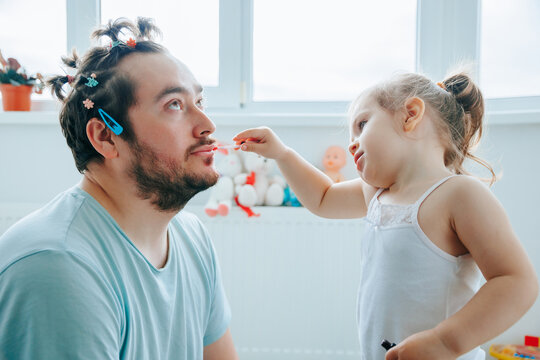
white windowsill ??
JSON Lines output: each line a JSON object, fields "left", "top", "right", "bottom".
{"left": 185, "top": 204, "right": 361, "bottom": 223}
{"left": 0, "top": 109, "right": 539, "bottom": 126}
{"left": 0, "top": 201, "right": 360, "bottom": 225}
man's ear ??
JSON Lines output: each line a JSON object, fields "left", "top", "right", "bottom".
{"left": 402, "top": 97, "right": 425, "bottom": 132}
{"left": 86, "top": 118, "right": 119, "bottom": 159}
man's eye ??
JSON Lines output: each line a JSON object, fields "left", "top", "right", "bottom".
{"left": 168, "top": 100, "right": 183, "bottom": 110}
{"left": 196, "top": 99, "right": 205, "bottom": 108}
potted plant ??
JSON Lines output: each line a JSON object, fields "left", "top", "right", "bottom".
{"left": 0, "top": 50, "right": 44, "bottom": 111}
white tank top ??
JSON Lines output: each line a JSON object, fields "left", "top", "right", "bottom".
{"left": 357, "top": 175, "right": 485, "bottom": 360}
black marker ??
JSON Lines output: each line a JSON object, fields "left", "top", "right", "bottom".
{"left": 381, "top": 339, "right": 397, "bottom": 351}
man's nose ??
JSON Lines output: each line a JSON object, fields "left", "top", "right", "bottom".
{"left": 193, "top": 108, "right": 216, "bottom": 137}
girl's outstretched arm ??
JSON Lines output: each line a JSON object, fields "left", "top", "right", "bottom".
{"left": 386, "top": 176, "right": 539, "bottom": 360}
{"left": 233, "top": 127, "right": 368, "bottom": 218}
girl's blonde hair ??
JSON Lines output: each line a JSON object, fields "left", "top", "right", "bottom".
{"left": 363, "top": 71, "right": 496, "bottom": 185}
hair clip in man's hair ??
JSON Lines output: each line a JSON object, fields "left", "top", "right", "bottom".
{"left": 85, "top": 73, "right": 98, "bottom": 87}
{"left": 98, "top": 108, "right": 123, "bottom": 135}
{"left": 83, "top": 98, "right": 94, "bottom": 109}
{"left": 110, "top": 40, "right": 122, "bottom": 49}
{"left": 126, "top": 38, "right": 137, "bottom": 48}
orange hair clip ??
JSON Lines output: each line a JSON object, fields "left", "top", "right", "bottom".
{"left": 126, "top": 38, "right": 137, "bottom": 48}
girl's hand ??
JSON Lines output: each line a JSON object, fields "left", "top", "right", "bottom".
{"left": 385, "top": 329, "right": 458, "bottom": 360}
{"left": 233, "top": 127, "right": 289, "bottom": 160}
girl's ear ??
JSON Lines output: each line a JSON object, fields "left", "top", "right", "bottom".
{"left": 86, "top": 117, "right": 119, "bottom": 159}
{"left": 403, "top": 97, "right": 425, "bottom": 132}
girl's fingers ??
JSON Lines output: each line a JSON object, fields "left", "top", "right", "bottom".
{"left": 239, "top": 141, "right": 262, "bottom": 152}
{"left": 234, "top": 137, "right": 262, "bottom": 146}
{"left": 385, "top": 346, "right": 398, "bottom": 360}
{"left": 233, "top": 129, "right": 260, "bottom": 141}
{"left": 233, "top": 127, "right": 269, "bottom": 142}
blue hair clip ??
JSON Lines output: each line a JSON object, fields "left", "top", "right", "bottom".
{"left": 98, "top": 108, "right": 123, "bottom": 135}
{"left": 111, "top": 40, "right": 122, "bottom": 48}
{"left": 85, "top": 73, "right": 98, "bottom": 87}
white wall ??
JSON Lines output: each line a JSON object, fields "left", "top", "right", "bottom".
{"left": 1, "top": 110, "right": 539, "bottom": 351}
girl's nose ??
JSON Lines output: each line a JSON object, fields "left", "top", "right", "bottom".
{"left": 348, "top": 142, "right": 358, "bottom": 156}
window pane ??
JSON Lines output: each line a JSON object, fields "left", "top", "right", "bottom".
{"left": 101, "top": 0, "right": 219, "bottom": 86}
{"left": 253, "top": 0, "right": 417, "bottom": 102}
{"left": 480, "top": 0, "right": 540, "bottom": 98}
{"left": 0, "top": 0, "right": 66, "bottom": 100}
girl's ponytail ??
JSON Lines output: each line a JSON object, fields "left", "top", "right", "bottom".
{"left": 441, "top": 72, "right": 496, "bottom": 185}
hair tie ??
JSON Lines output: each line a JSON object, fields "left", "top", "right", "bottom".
{"left": 436, "top": 82, "right": 447, "bottom": 91}
{"left": 109, "top": 38, "right": 137, "bottom": 49}
{"left": 110, "top": 40, "right": 122, "bottom": 49}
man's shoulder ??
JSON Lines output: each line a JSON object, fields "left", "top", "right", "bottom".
{"left": 170, "top": 210, "right": 216, "bottom": 265}
{"left": 0, "top": 187, "right": 92, "bottom": 271}
{"left": 172, "top": 209, "right": 209, "bottom": 238}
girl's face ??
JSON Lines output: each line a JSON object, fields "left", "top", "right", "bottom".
{"left": 348, "top": 95, "right": 408, "bottom": 188}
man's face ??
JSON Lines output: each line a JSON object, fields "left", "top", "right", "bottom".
{"left": 117, "top": 52, "right": 219, "bottom": 212}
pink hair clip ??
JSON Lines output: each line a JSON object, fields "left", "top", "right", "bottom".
{"left": 67, "top": 75, "right": 74, "bottom": 84}
{"left": 83, "top": 98, "right": 94, "bottom": 109}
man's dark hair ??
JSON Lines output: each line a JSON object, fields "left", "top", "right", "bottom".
{"left": 47, "top": 17, "right": 166, "bottom": 173}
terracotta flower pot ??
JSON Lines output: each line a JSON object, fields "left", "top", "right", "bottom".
{"left": 0, "top": 84, "right": 33, "bottom": 111}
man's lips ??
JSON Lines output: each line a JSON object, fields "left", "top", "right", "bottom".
{"left": 191, "top": 145, "right": 216, "bottom": 154}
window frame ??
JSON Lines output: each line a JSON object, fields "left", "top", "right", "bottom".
{"left": 239, "top": 0, "right": 540, "bottom": 114}
{"left": 28, "top": 0, "right": 540, "bottom": 114}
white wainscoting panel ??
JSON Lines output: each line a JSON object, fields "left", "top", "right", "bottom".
{"left": 188, "top": 206, "right": 365, "bottom": 360}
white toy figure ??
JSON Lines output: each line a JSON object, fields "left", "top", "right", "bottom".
{"left": 204, "top": 149, "right": 243, "bottom": 217}
{"left": 234, "top": 152, "right": 286, "bottom": 207}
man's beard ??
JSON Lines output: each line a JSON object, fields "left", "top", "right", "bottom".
{"left": 128, "top": 138, "right": 219, "bottom": 212}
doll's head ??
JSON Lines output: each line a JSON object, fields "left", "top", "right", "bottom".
{"left": 323, "top": 146, "right": 347, "bottom": 172}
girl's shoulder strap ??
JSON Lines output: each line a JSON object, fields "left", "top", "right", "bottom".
{"left": 367, "top": 187, "right": 386, "bottom": 211}
{"left": 415, "top": 174, "right": 460, "bottom": 206}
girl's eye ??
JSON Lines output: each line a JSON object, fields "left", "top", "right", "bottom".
{"left": 196, "top": 98, "right": 205, "bottom": 108}
{"left": 358, "top": 120, "right": 367, "bottom": 131}
{"left": 168, "top": 100, "right": 183, "bottom": 111}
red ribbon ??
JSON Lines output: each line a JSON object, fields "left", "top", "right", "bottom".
{"left": 235, "top": 196, "right": 260, "bottom": 217}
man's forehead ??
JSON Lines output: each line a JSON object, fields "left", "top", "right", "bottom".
{"left": 119, "top": 52, "right": 202, "bottom": 100}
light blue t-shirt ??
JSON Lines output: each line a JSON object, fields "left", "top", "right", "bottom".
{"left": 0, "top": 186, "right": 231, "bottom": 359}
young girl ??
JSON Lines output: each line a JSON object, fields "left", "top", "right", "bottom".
{"left": 233, "top": 72, "right": 538, "bottom": 360}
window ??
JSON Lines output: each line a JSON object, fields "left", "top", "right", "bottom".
{"left": 2, "top": 0, "right": 538, "bottom": 113}
{"left": 101, "top": 0, "right": 219, "bottom": 86}
{"left": 0, "top": 0, "right": 66, "bottom": 100}
{"left": 480, "top": 0, "right": 540, "bottom": 98}
{"left": 252, "top": 0, "right": 417, "bottom": 102}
